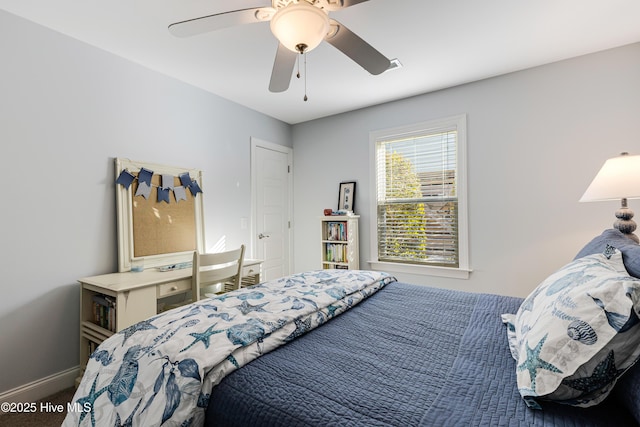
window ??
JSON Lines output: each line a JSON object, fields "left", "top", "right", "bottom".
{"left": 370, "top": 115, "right": 469, "bottom": 278}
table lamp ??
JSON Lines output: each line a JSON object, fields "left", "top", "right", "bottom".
{"left": 580, "top": 152, "right": 640, "bottom": 243}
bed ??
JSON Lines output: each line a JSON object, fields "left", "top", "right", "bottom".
{"left": 64, "top": 229, "right": 640, "bottom": 427}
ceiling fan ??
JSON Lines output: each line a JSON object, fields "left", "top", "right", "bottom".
{"left": 168, "top": 0, "right": 391, "bottom": 94}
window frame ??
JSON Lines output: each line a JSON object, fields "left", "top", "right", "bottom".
{"left": 368, "top": 114, "right": 470, "bottom": 279}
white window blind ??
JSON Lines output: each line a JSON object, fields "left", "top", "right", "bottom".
{"left": 375, "top": 125, "right": 460, "bottom": 268}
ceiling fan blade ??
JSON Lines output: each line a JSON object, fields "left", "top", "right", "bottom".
{"left": 325, "top": 19, "right": 390, "bottom": 75}
{"left": 321, "top": 0, "right": 370, "bottom": 11}
{"left": 341, "top": 0, "right": 370, "bottom": 6}
{"left": 168, "top": 7, "right": 275, "bottom": 38}
{"left": 269, "top": 43, "right": 298, "bottom": 93}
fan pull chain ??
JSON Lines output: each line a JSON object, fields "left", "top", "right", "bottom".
{"left": 303, "top": 52, "right": 308, "bottom": 102}
{"left": 294, "top": 43, "right": 309, "bottom": 102}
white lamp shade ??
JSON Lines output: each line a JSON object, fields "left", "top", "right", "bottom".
{"left": 270, "top": 2, "right": 329, "bottom": 53}
{"left": 580, "top": 153, "right": 640, "bottom": 202}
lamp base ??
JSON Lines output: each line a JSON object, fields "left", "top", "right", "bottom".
{"left": 614, "top": 199, "right": 639, "bottom": 243}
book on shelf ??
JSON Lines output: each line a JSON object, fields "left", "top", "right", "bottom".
{"left": 326, "top": 221, "right": 347, "bottom": 241}
{"left": 323, "top": 263, "right": 348, "bottom": 270}
{"left": 92, "top": 294, "right": 116, "bottom": 332}
{"left": 324, "top": 243, "right": 348, "bottom": 263}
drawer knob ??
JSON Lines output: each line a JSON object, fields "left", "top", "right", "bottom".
{"left": 171, "top": 286, "right": 178, "bottom": 291}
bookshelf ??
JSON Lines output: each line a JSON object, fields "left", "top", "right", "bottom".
{"left": 321, "top": 215, "right": 359, "bottom": 270}
{"left": 79, "top": 274, "right": 164, "bottom": 378}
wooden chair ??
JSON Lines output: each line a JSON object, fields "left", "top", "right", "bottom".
{"left": 192, "top": 245, "right": 245, "bottom": 301}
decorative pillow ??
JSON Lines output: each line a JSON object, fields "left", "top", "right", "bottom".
{"left": 574, "top": 228, "right": 640, "bottom": 278}
{"left": 504, "top": 248, "right": 640, "bottom": 409}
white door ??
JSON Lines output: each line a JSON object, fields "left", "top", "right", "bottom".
{"left": 251, "top": 138, "right": 292, "bottom": 281}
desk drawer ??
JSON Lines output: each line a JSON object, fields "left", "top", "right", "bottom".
{"left": 157, "top": 278, "right": 191, "bottom": 298}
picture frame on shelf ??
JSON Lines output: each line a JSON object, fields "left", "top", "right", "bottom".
{"left": 338, "top": 181, "right": 356, "bottom": 213}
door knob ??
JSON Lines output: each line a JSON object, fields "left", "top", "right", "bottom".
{"left": 258, "top": 233, "right": 271, "bottom": 239}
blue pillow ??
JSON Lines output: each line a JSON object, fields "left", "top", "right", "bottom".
{"left": 614, "top": 361, "right": 640, "bottom": 424}
{"left": 574, "top": 229, "right": 640, "bottom": 278}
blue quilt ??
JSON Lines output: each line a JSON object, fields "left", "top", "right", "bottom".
{"left": 63, "top": 270, "right": 395, "bottom": 427}
{"left": 205, "top": 282, "right": 635, "bottom": 426}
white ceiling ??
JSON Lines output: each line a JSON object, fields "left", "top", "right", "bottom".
{"left": 2, "top": 0, "right": 640, "bottom": 124}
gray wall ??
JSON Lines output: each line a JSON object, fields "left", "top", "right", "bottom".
{"left": 0, "top": 10, "right": 291, "bottom": 393}
{"left": 292, "top": 42, "right": 640, "bottom": 298}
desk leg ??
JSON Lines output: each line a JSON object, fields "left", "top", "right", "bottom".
{"left": 115, "top": 286, "right": 157, "bottom": 330}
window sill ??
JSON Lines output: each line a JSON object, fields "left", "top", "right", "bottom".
{"left": 368, "top": 261, "right": 471, "bottom": 279}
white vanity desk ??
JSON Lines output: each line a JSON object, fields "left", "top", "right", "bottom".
{"left": 78, "top": 259, "right": 262, "bottom": 375}
{"left": 78, "top": 159, "right": 262, "bottom": 383}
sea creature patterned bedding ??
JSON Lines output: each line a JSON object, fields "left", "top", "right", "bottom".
{"left": 63, "top": 270, "right": 395, "bottom": 427}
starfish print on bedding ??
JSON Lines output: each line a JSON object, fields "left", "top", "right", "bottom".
{"left": 234, "top": 300, "right": 269, "bottom": 315}
{"left": 325, "top": 303, "right": 341, "bottom": 319}
{"left": 517, "top": 333, "right": 562, "bottom": 391}
{"left": 180, "top": 323, "right": 225, "bottom": 352}
{"left": 114, "top": 397, "right": 142, "bottom": 427}
{"left": 297, "top": 289, "right": 319, "bottom": 297}
{"left": 77, "top": 374, "right": 107, "bottom": 427}
{"left": 561, "top": 350, "right": 623, "bottom": 393}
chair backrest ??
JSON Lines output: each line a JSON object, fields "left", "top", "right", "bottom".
{"left": 192, "top": 245, "right": 245, "bottom": 301}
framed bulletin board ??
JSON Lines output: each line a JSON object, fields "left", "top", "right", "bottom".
{"left": 115, "top": 158, "right": 205, "bottom": 272}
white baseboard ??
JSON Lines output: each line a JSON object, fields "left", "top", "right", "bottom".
{"left": 0, "top": 366, "right": 79, "bottom": 404}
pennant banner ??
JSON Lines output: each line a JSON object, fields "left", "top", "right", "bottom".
{"left": 135, "top": 181, "right": 152, "bottom": 199}
{"left": 116, "top": 168, "right": 202, "bottom": 203}
{"left": 115, "top": 169, "right": 135, "bottom": 189}
{"left": 173, "top": 186, "right": 187, "bottom": 202}
{"left": 188, "top": 180, "right": 202, "bottom": 196}
{"left": 179, "top": 172, "right": 192, "bottom": 188}
{"left": 138, "top": 168, "right": 153, "bottom": 187}
{"left": 157, "top": 187, "right": 171, "bottom": 204}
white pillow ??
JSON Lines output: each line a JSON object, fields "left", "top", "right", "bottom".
{"left": 504, "top": 248, "right": 640, "bottom": 408}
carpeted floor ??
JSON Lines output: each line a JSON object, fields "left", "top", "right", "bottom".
{"left": 0, "top": 387, "right": 75, "bottom": 427}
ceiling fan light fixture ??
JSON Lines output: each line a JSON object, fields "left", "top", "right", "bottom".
{"left": 270, "top": 2, "right": 329, "bottom": 53}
